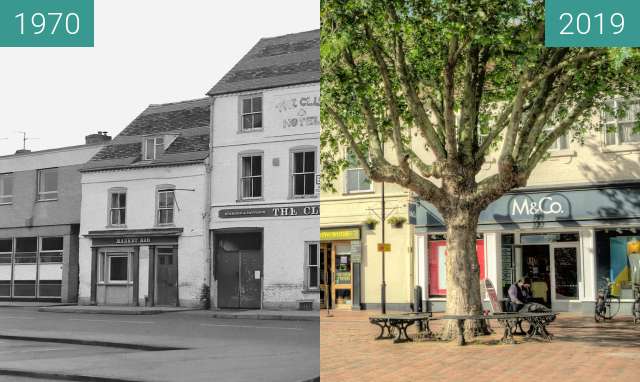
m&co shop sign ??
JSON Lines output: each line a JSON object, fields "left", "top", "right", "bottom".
{"left": 320, "top": 228, "right": 360, "bottom": 241}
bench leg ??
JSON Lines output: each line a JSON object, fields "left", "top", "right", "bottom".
{"left": 499, "top": 319, "right": 515, "bottom": 344}
{"left": 392, "top": 321, "right": 414, "bottom": 343}
{"left": 371, "top": 320, "right": 394, "bottom": 340}
{"left": 456, "top": 319, "right": 466, "bottom": 346}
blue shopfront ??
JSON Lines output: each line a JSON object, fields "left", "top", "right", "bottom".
{"left": 413, "top": 182, "right": 640, "bottom": 314}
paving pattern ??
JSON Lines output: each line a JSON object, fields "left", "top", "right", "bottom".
{"left": 320, "top": 310, "right": 640, "bottom": 382}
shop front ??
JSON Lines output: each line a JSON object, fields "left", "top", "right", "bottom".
{"left": 84, "top": 228, "right": 182, "bottom": 306}
{"left": 0, "top": 225, "right": 77, "bottom": 302}
{"left": 319, "top": 227, "right": 362, "bottom": 310}
{"left": 415, "top": 182, "right": 640, "bottom": 314}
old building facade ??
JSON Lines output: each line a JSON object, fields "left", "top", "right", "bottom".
{"left": 78, "top": 99, "right": 210, "bottom": 307}
{"left": 0, "top": 135, "right": 108, "bottom": 302}
{"left": 208, "top": 30, "right": 320, "bottom": 310}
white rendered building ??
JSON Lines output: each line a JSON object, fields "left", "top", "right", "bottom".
{"left": 208, "top": 30, "right": 320, "bottom": 310}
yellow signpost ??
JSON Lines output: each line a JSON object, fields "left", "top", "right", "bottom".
{"left": 377, "top": 243, "right": 391, "bottom": 252}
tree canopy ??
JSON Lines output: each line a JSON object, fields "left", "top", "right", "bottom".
{"left": 320, "top": 0, "right": 640, "bottom": 213}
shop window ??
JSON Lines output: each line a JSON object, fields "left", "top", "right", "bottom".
{"left": 37, "top": 168, "right": 58, "bottom": 201}
{"left": 0, "top": 239, "right": 11, "bottom": 264}
{"left": 240, "top": 154, "right": 263, "bottom": 199}
{"left": 345, "top": 151, "right": 372, "bottom": 193}
{"left": 13, "top": 280, "right": 35, "bottom": 297}
{"left": 335, "top": 244, "right": 352, "bottom": 286}
{"left": 240, "top": 95, "right": 263, "bottom": 131}
{"left": 40, "top": 237, "right": 63, "bottom": 263}
{"left": 305, "top": 242, "right": 320, "bottom": 290}
{"left": 596, "top": 230, "right": 640, "bottom": 298}
{"left": 0, "top": 173, "right": 14, "bottom": 204}
{"left": 144, "top": 137, "right": 164, "bottom": 160}
{"left": 428, "top": 240, "right": 485, "bottom": 297}
{"left": 603, "top": 99, "right": 640, "bottom": 145}
{"left": 108, "top": 255, "right": 129, "bottom": 283}
{"left": 109, "top": 190, "right": 127, "bottom": 226}
{"left": 15, "top": 237, "right": 37, "bottom": 264}
{"left": 0, "top": 281, "right": 9, "bottom": 297}
{"left": 39, "top": 280, "right": 61, "bottom": 297}
{"left": 292, "top": 150, "right": 316, "bottom": 197}
{"left": 157, "top": 189, "right": 175, "bottom": 225}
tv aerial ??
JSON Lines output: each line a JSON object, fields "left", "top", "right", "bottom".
{"left": 14, "top": 131, "right": 39, "bottom": 150}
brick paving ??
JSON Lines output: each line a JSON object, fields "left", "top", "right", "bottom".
{"left": 320, "top": 310, "right": 640, "bottom": 382}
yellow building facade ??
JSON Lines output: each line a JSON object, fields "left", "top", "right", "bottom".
{"left": 320, "top": 169, "right": 414, "bottom": 311}
{"left": 323, "top": 99, "right": 640, "bottom": 315}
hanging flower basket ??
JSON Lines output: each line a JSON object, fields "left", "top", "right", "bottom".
{"left": 364, "top": 218, "right": 378, "bottom": 230}
{"left": 387, "top": 216, "right": 407, "bottom": 228}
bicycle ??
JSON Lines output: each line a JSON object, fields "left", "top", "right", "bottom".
{"left": 633, "top": 283, "right": 640, "bottom": 325}
{"left": 595, "top": 277, "right": 621, "bottom": 322}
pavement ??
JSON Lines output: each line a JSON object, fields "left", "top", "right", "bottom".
{"left": 34, "top": 304, "right": 319, "bottom": 321}
{"left": 320, "top": 310, "right": 640, "bottom": 382}
{"left": 38, "top": 305, "right": 200, "bottom": 315}
{"left": 211, "top": 309, "right": 319, "bottom": 321}
{"left": 0, "top": 307, "right": 319, "bottom": 382}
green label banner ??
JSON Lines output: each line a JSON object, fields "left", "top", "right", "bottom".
{"left": 0, "top": 0, "right": 94, "bottom": 47}
{"left": 546, "top": 0, "right": 640, "bottom": 47}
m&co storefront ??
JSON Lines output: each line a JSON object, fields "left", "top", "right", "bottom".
{"left": 415, "top": 182, "right": 640, "bottom": 314}
{"left": 320, "top": 227, "right": 362, "bottom": 310}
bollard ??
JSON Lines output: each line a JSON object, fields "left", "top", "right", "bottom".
{"left": 414, "top": 286, "right": 424, "bottom": 331}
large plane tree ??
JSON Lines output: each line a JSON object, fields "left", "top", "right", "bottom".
{"left": 320, "top": 0, "right": 640, "bottom": 339}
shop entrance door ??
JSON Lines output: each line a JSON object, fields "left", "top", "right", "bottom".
{"left": 549, "top": 243, "right": 580, "bottom": 310}
{"left": 320, "top": 243, "right": 332, "bottom": 309}
{"left": 155, "top": 247, "right": 178, "bottom": 306}
{"left": 332, "top": 243, "right": 352, "bottom": 309}
{"left": 522, "top": 245, "right": 551, "bottom": 307}
{"left": 216, "top": 233, "right": 262, "bottom": 309}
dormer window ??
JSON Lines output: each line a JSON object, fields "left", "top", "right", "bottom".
{"left": 144, "top": 137, "right": 164, "bottom": 160}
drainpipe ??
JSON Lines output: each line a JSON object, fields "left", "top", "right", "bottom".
{"left": 203, "top": 97, "right": 214, "bottom": 304}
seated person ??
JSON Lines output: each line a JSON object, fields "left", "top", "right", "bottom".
{"left": 508, "top": 279, "right": 526, "bottom": 312}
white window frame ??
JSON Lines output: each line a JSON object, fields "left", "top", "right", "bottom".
{"left": 240, "top": 94, "right": 263, "bottom": 132}
{"left": 108, "top": 189, "right": 127, "bottom": 227}
{"left": 107, "top": 254, "right": 130, "bottom": 284}
{"left": 602, "top": 98, "right": 640, "bottom": 146}
{"left": 144, "top": 137, "right": 164, "bottom": 160}
{"left": 39, "top": 236, "right": 63, "bottom": 264}
{"left": 344, "top": 151, "right": 373, "bottom": 194}
{"left": 156, "top": 188, "right": 175, "bottom": 226}
{"left": 291, "top": 148, "right": 317, "bottom": 198}
{"left": 37, "top": 168, "right": 58, "bottom": 201}
{"left": 239, "top": 153, "right": 263, "bottom": 200}
{"left": 304, "top": 242, "right": 320, "bottom": 291}
{"left": 0, "top": 173, "right": 13, "bottom": 204}
{"left": 542, "top": 126, "right": 570, "bottom": 152}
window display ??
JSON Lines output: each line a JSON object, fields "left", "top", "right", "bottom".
{"left": 428, "top": 239, "right": 485, "bottom": 297}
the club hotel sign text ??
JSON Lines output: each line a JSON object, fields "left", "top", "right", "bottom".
{"left": 219, "top": 205, "right": 320, "bottom": 219}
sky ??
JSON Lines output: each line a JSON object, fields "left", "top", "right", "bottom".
{"left": 0, "top": 0, "right": 319, "bottom": 155}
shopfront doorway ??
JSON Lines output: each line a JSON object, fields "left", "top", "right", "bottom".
{"left": 155, "top": 247, "right": 178, "bottom": 306}
{"left": 215, "top": 232, "right": 263, "bottom": 309}
{"left": 320, "top": 243, "right": 331, "bottom": 309}
{"left": 333, "top": 243, "right": 352, "bottom": 309}
{"left": 521, "top": 241, "right": 579, "bottom": 310}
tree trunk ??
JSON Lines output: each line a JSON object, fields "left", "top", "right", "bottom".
{"left": 439, "top": 207, "right": 491, "bottom": 341}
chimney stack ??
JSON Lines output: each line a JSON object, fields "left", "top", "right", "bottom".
{"left": 85, "top": 131, "right": 112, "bottom": 145}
